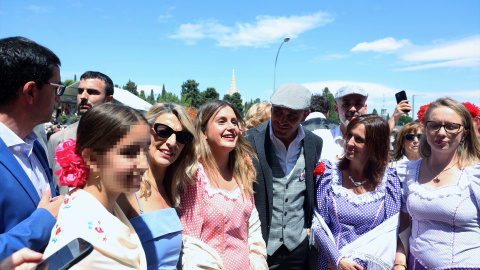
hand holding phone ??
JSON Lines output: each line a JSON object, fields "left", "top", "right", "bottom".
{"left": 395, "top": 90, "right": 410, "bottom": 113}
{"left": 31, "top": 238, "right": 93, "bottom": 270}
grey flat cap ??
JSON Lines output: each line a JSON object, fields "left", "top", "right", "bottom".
{"left": 335, "top": 85, "right": 368, "bottom": 101}
{"left": 270, "top": 83, "right": 311, "bottom": 110}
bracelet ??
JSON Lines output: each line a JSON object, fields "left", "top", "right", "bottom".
{"left": 394, "top": 261, "right": 407, "bottom": 269}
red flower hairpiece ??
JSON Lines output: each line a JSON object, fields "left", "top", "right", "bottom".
{"left": 417, "top": 102, "right": 434, "bottom": 124}
{"left": 54, "top": 139, "right": 88, "bottom": 188}
{"left": 462, "top": 102, "right": 480, "bottom": 119}
{"left": 313, "top": 162, "right": 326, "bottom": 177}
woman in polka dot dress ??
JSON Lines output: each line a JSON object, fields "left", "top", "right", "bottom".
{"left": 395, "top": 98, "right": 480, "bottom": 270}
{"left": 178, "top": 100, "right": 268, "bottom": 270}
{"left": 312, "top": 115, "right": 402, "bottom": 270}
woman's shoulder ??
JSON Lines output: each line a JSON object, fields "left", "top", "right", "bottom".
{"left": 316, "top": 159, "right": 340, "bottom": 187}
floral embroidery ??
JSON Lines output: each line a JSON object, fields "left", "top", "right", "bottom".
{"left": 62, "top": 196, "right": 74, "bottom": 209}
{"left": 313, "top": 162, "right": 326, "bottom": 177}
{"left": 51, "top": 224, "right": 63, "bottom": 243}
{"left": 88, "top": 220, "right": 107, "bottom": 242}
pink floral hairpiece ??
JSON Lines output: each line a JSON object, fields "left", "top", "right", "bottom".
{"left": 54, "top": 139, "right": 88, "bottom": 188}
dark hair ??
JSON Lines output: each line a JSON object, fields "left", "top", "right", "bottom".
{"left": 338, "top": 114, "right": 390, "bottom": 188}
{"left": 0, "top": 36, "right": 61, "bottom": 106}
{"left": 195, "top": 100, "right": 257, "bottom": 197}
{"left": 392, "top": 122, "right": 424, "bottom": 161}
{"left": 310, "top": 95, "right": 331, "bottom": 114}
{"left": 76, "top": 103, "right": 147, "bottom": 155}
{"left": 80, "top": 71, "right": 114, "bottom": 97}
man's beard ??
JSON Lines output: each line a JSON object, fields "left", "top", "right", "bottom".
{"left": 344, "top": 111, "right": 360, "bottom": 126}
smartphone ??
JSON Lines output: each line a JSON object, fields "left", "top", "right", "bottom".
{"left": 395, "top": 90, "right": 410, "bottom": 113}
{"left": 31, "top": 238, "right": 93, "bottom": 270}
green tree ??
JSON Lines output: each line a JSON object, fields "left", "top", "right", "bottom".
{"left": 114, "top": 84, "right": 119, "bottom": 88}
{"left": 372, "top": 108, "right": 378, "bottom": 115}
{"left": 201, "top": 87, "right": 219, "bottom": 104}
{"left": 147, "top": 89, "right": 156, "bottom": 104}
{"left": 397, "top": 115, "right": 413, "bottom": 126}
{"left": 62, "top": 79, "right": 76, "bottom": 86}
{"left": 74, "top": 74, "right": 77, "bottom": 81}
{"left": 139, "top": 90, "right": 146, "bottom": 101}
{"left": 322, "top": 87, "right": 339, "bottom": 123}
{"left": 223, "top": 92, "right": 244, "bottom": 115}
{"left": 123, "top": 79, "right": 138, "bottom": 96}
{"left": 244, "top": 98, "right": 261, "bottom": 116}
{"left": 181, "top": 80, "right": 201, "bottom": 108}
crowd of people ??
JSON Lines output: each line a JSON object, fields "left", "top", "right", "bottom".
{"left": 1, "top": 36, "right": 479, "bottom": 270}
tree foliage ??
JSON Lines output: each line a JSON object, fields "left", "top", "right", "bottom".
{"left": 322, "top": 87, "right": 339, "bottom": 123}
{"left": 397, "top": 115, "right": 413, "bottom": 126}
{"left": 201, "top": 87, "right": 219, "bottom": 104}
{"left": 372, "top": 108, "right": 378, "bottom": 115}
{"left": 147, "top": 89, "right": 155, "bottom": 104}
{"left": 244, "top": 98, "right": 261, "bottom": 117}
{"left": 123, "top": 79, "right": 138, "bottom": 96}
{"left": 223, "top": 92, "right": 244, "bottom": 116}
{"left": 139, "top": 90, "right": 146, "bottom": 101}
{"left": 181, "top": 80, "right": 201, "bottom": 108}
{"left": 62, "top": 79, "right": 76, "bottom": 86}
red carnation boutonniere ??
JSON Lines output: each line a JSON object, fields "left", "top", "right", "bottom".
{"left": 313, "top": 162, "right": 326, "bottom": 177}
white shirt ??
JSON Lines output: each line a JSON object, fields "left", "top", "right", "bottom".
{"left": 316, "top": 125, "right": 344, "bottom": 162}
{"left": 268, "top": 119, "right": 305, "bottom": 177}
{"left": 0, "top": 121, "right": 49, "bottom": 199}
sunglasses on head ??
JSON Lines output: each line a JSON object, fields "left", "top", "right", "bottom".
{"left": 404, "top": 133, "right": 422, "bottom": 141}
{"left": 153, "top": 123, "right": 193, "bottom": 144}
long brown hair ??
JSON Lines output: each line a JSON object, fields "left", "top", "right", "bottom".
{"left": 194, "top": 100, "right": 258, "bottom": 197}
{"left": 419, "top": 97, "right": 480, "bottom": 167}
{"left": 141, "top": 103, "right": 196, "bottom": 208}
{"left": 338, "top": 114, "right": 390, "bottom": 188}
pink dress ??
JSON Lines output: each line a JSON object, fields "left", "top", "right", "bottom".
{"left": 179, "top": 164, "right": 254, "bottom": 270}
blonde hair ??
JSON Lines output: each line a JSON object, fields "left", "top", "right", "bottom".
{"left": 194, "top": 100, "right": 257, "bottom": 197}
{"left": 419, "top": 97, "right": 480, "bottom": 167}
{"left": 392, "top": 122, "right": 424, "bottom": 161}
{"left": 245, "top": 101, "right": 272, "bottom": 129}
{"left": 140, "top": 103, "right": 196, "bottom": 208}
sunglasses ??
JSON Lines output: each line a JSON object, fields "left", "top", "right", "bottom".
{"left": 404, "top": 134, "right": 422, "bottom": 141}
{"left": 153, "top": 123, "right": 193, "bottom": 144}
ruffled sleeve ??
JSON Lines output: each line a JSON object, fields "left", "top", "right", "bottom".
{"left": 397, "top": 159, "right": 420, "bottom": 213}
{"left": 178, "top": 164, "right": 206, "bottom": 239}
{"left": 313, "top": 159, "right": 344, "bottom": 268}
{"left": 383, "top": 167, "right": 402, "bottom": 219}
{"left": 467, "top": 162, "right": 480, "bottom": 209}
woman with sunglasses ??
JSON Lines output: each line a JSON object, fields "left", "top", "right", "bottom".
{"left": 178, "top": 100, "right": 267, "bottom": 269}
{"left": 395, "top": 97, "right": 480, "bottom": 269}
{"left": 391, "top": 122, "right": 424, "bottom": 166}
{"left": 118, "top": 103, "right": 196, "bottom": 270}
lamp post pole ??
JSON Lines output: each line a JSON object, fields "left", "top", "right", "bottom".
{"left": 412, "top": 94, "right": 425, "bottom": 120}
{"left": 273, "top": 37, "right": 290, "bottom": 91}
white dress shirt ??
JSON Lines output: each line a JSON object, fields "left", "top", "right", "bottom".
{"left": 0, "top": 121, "right": 49, "bottom": 199}
{"left": 268, "top": 120, "right": 305, "bottom": 178}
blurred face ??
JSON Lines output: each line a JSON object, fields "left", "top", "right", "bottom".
{"left": 204, "top": 106, "right": 240, "bottom": 156}
{"left": 149, "top": 113, "right": 187, "bottom": 168}
{"left": 271, "top": 106, "right": 309, "bottom": 145}
{"left": 473, "top": 118, "right": 480, "bottom": 139}
{"left": 344, "top": 123, "right": 367, "bottom": 161}
{"left": 425, "top": 106, "right": 467, "bottom": 154}
{"left": 335, "top": 94, "right": 367, "bottom": 129}
{"left": 77, "top": 78, "right": 111, "bottom": 115}
{"left": 402, "top": 128, "right": 423, "bottom": 158}
{"left": 39, "top": 64, "right": 61, "bottom": 123}
{"left": 99, "top": 123, "right": 150, "bottom": 194}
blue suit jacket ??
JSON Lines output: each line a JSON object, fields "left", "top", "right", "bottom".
{"left": 0, "top": 138, "right": 58, "bottom": 260}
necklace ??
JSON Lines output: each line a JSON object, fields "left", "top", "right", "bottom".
{"left": 427, "top": 159, "right": 459, "bottom": 183}
{"left": 348, "top": 172, "right": 368, "bottom": 187}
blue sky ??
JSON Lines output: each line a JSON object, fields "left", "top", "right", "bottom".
{"left": 1, "top": 0, "right": 479, "bottom": 118}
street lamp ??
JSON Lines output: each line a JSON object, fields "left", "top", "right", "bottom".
{"left": 412, "top": 94, "right": 425, "bottom": 120}
{"left": 273, "top": 37, "right": 290, "bottom": 91}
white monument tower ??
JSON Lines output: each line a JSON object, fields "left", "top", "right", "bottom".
{"left": 227, "top": 69, "right": 239, "bottom": 96}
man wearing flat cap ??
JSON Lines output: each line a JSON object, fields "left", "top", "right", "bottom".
{"left": 326, "top": 85, "right": 368, "bottom": 160}
{"left": 246, "top": 83, "right": 323, "bottom": 269}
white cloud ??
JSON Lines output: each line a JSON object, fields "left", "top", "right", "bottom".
{"left": 396, "top": 57, "right": 480, "bottom": 71}
{"left": 26, "top": 5, "right": 51, "bottom": 13}
{"left": 169, "top": 11, "right": 334, "bottom": 47}
{"left": 351, "top": 37, "right": 411, "bottom": 52}
{"left": 158, "top": 14, "right": 173, "bottom": 22}
{"left": 402, "top": 36, "right": 480, "bottom": 62}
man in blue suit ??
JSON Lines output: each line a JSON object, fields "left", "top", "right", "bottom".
{"left": 0, "top": 37, "right": 65, "bottom": 260}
